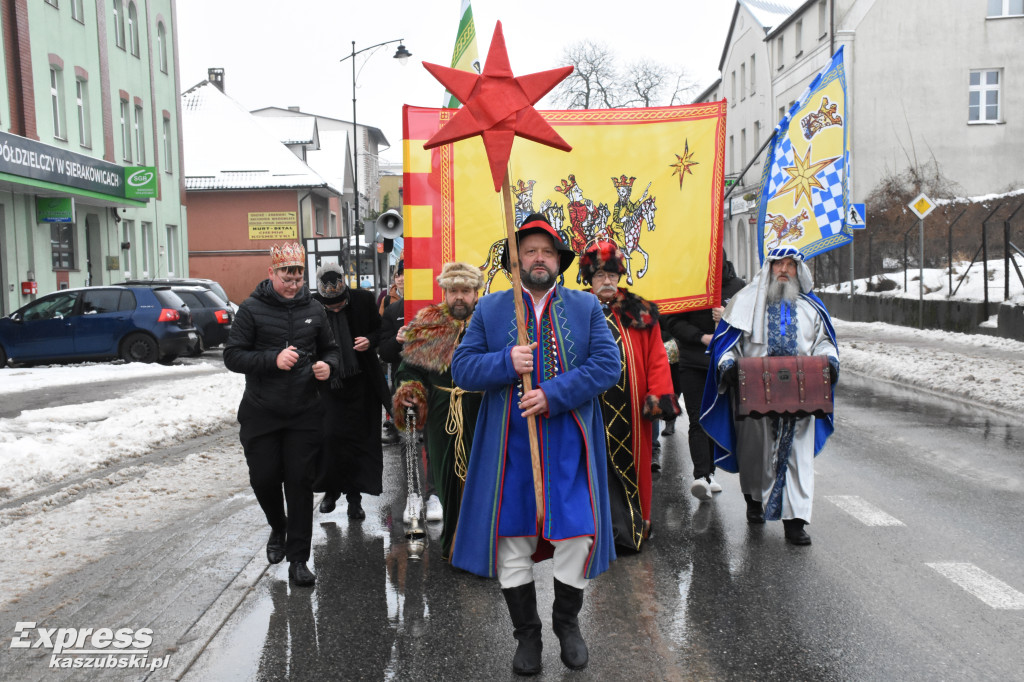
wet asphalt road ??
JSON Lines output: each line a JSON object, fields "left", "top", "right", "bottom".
{"left": 178, "top": 372, "right": 1024, "bottom": 681}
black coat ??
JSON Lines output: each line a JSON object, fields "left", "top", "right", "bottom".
{"left": 377, "top": 297, "right": 405, "bottom": 366}
{"left": 312, "top": 287, "right": 391, "bottom": 495}
{"left": 664, "top": 262, "right": 746, "bottom": 370}
{"left": 224, "top": 279, "right": 340, "bottom": 418}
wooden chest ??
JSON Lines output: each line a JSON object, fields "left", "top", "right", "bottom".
{"left": 735, "top": 355, "right": 833, "bottom": 419}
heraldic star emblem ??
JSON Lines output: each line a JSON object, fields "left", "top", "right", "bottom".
{"left": 422, "top": 21, "right": 573, "bottom": 192}
{"left": 670, "top": 139, "right": 698, "bottom": 189}
{"left": 775, "top": 146, "right": 839, "bottom": 206}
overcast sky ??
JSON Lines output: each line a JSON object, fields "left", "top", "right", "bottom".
{"left": 175, "top": 0, "right": 736, "bottom": 165}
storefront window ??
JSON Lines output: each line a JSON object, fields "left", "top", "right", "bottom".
{"left": 51, "top": 223, "right": 75, "bottom": 269}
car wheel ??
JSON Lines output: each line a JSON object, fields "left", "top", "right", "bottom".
{"left": 120, "top": 333, "right": 159, "bottom": 363}
{"left": 189, "top": 335, "right": 206, "bottom": 357}
{"left": 0, "top": 344, "right": 7, "bottom": 368}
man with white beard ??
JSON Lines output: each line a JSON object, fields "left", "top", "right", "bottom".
{"left": 699, "top": 247, "right": 839, "bottom": 545}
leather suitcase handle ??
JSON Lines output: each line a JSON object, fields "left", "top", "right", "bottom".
{"left": 762, "top": 357, "right": 772, "bottom": 404}
{"left": 796, "top": 356, "right": 806, "bottom": 403}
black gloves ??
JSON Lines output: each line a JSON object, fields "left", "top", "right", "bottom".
{"left": 721, "top": 363, "right": 738, "bottom": 389}
{"left": 828, "top": 363, "right": 839, "bottom": 385}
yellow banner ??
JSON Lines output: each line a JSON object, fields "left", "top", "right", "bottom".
{"left": 248, "top": 211, "right": 297, "bottom": 241}
{"left": 402, "top": 103, "right": 728, "bottom": 316}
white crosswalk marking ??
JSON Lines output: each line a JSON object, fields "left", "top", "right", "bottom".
{"left": 826, "top": 495, "right": 905, "bottom": 526}
{"left": 927, "top": 563, "right": 1024, "bottom": 610}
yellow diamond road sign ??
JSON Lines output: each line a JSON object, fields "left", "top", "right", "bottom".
{"left": 908, "top": 193, "right": 936, "bottom": 220}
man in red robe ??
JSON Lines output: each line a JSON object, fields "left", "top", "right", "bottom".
{"left": 580, "top": 241, "right": 680, "bottom": 553}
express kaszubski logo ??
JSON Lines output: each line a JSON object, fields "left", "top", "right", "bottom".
{"left": 9, "top": 622, "right": 170, "bottom": 671}
{"left": 127, "top": 168, "right": 154, "bottom": 187}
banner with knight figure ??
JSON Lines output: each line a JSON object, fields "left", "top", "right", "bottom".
{"left": 755, "top": 46, "right": 852, "bottom": 264}
{"left": 401, "top": 102, "right": 727, "bottom": 318}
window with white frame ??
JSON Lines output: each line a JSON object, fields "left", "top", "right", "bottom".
{"left": 162, "top": 117, "right": 172, "bottom": 172}
{"left": 987, "top": 0, "right": 1024, "bottom": 17}
{"left": 157, "top": 23, "right": 168, "bottom": 73}
{"left": 741, "top": 128, "right": 747, "bottom": 168}
{"left": 730, "top": 71, "right": 736, "bottom": 103}
{"left": 50, "top": 67, "right": 66, "bottom": 140}
{"left": 795, "top": 20, "right": 803, "bottom": 56}
{"left": 969, "top": 69, "right": 1001, "bottom": 122}
{"left": 120, "top": 99, "right": 131, "bottom": 161}
{"left": 776, "top": 36, "right": 785, "bottom": 70}
{"left": 750, "top": 54, "right": 756, "bottom": 93}
{"left": 728, "top": 134, "right": 734, "bottom": 173}
{"left": 113, "top": 0, "right": 125, "bottom": 49}
{"left": 165, "top": 225, "right": 178, "bottom": 275}
{"left": 133, "top": 104, "right": 145, "bottom": 163}
{"left": 819, "top": 0, "right": 828, "bottom": 37}
{"left": 122, "top": 220, "right": 134, "bottom": 277}
{"left": 740, "top": 63, "right": 746, "bottom": 99}
{"left": 141, "top": 222, "right": 153, "bottom": 276}
{"left": 754, "top": 120, "right": 761, "bottom": 149}
{"left": 127, "top": 2, "right": 140, "bottom": 57}
{"left": 76, "top": 78, "right": 90, "bottom": 147}
{"left": 71, "top": 0, "right": 83, "bottom": 22}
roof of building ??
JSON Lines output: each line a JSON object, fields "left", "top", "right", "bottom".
{"left": 256, "top": 115, "right": 319, "bottom": 147}
{"left": 718, "top": 0, "right": 806, "bottom": 72}
{"left": 181, "top": 82, "right": 340, "bottom": 193}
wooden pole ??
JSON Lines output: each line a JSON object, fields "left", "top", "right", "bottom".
{"left": 500, "top": 168, "right": 545, "bottom": 525}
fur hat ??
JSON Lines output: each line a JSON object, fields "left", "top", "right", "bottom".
{"left": 499, "top": 213, "right": 576, "bottom": 274}
{"left": 579, "top": 240, "right": 627, "bottom": 285}
{"left": 270, "top": 242, "right": 305, "bottom": 270}
{"left": 315, "top": 262, "right": 347, "bottom": 299}
{"left": 436, "top": 261, "right": 484, "bottom": 291}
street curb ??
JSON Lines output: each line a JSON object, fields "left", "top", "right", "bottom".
{"left": 150, "top": 548, "right": 269, "bottom": 681}
{"left": 842, "top": 367, "right": 1021, "bottom": 422}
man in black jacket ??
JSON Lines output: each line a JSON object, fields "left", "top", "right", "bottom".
{"left": 312, "top": 263, "right": 391, "bottom": 520}
{"left": 224, "top": 243, "right": 340, "bottom": 587}
{"left": 663, "top": 256, "right": 745, "bottom": 504}
{"left": 378, "top": 264, "right": 405, "bottom": 445}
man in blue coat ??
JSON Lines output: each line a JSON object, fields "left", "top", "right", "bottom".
{"left": 451, "top": 214, "right": 620, "bottom": 675}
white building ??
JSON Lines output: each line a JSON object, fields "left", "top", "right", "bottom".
{"left": 699, "top": 0, "right": 1024, "bottom": 280}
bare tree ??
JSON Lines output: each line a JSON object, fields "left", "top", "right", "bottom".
{"left": 552, "top": 40, "right": 699, "bottom": 109}
{"left": 551, "top": 41, "right": 621, "bottom": 109}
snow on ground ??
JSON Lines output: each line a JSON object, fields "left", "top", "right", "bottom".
{"left": 0, "top": 360, "right": 215, "bottom": 395}
{"left": 822, "top": 257, "right": 1024, "bottom": 308}
{"left": 833, "top": 319, "right": 1024, "bottom": 415}
{"left": 0, "top": 370, "right": 244, "bottom": 499}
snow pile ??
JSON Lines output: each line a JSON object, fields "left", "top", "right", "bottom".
{"left": 0, "top": 372, "right": 244, "bottom": 499}
{"left": 823, "top": 258, "right": 1024, "bottom": 306}
{"left": 0, "top": 361, "right": 214, "bottom": 395}
{"left": 834, "top": 319, "right": 1024, "bottom": 414}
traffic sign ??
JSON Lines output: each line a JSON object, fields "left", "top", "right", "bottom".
{"left": 847, "top": 202, "right": 866, "bottom": 229}
{"left": 908, "top": 193, "right": 936, "bottom": 220}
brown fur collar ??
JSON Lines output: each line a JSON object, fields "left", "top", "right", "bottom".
{"left": 608, "top": 288, "right": 659, "bottom": 330}
{"left": 400, "top": 303, "right": 467, "bottom": 373}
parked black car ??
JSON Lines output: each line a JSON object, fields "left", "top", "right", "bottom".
{"left": 0, "top": 286, "right": 196, "bottom": 367}
{"left": 122, "top": 278, "right": 233, "bottom": 309}
{"left": 167, "top": 285, "right": 233, "bottom": 355}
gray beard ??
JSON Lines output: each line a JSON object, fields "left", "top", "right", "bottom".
{"left": 521, "top": 266, "right": 557, "bottom": 291}
{"left": 767, "top": 277, "right": 799, "bottom": 304}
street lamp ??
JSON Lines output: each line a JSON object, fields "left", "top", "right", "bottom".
{"left": 340, "top": 39, "right": 411, "bottom": 293}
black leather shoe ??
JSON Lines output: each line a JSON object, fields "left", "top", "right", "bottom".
{"left": 289, "top": 561, "right": 316, "bottom": 587}
{"left": 266, "top": 525, "right": 286, "bottom": 564}
{"left": 745, "top": 495, "right": 764, "bottom": 524}
{"left": 784, "top": 519, "right": 812, "bottom": 545}
{"left": 319, "top": 492, "right": 339, "bottom": 514}
{"left": 381, "top": 422, "right": 401, "bottom": 444}
{"left": 661, "top": 421, "right": 675, "bottom": 436}
{"left": 347, "top": 501, "right": 366, "bottom": 519}
{"left": 651, "top": 449, "right": 661, "bottom": 472}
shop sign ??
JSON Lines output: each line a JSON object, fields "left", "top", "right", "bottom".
{"left": 0, "top": 131, "right": 125, "bottom": 197}
{"left": 125, "top": 166, "right": 157, "bottom": 199}
{"left": 35, "top": 196, "right": 75, "bottom": 223}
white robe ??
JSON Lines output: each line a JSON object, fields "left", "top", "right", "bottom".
{"left": 720, "top": 297, "right": 838, "bottom": 522}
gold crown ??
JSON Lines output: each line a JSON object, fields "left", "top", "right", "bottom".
{"left": 612, "top": 174, "right": 636, "bottom": 189}
{"left": 513, "top": 179, "right": 536, "bottom": 196}
{"left": 554, "top": 174, "right": 578, "bottom": 195}
{"left": 270, "top": 242, "right": 305, "bottom": 269}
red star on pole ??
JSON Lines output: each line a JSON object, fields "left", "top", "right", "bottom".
{"left": 422, "top": 21, "right": 573, "bottom": 192}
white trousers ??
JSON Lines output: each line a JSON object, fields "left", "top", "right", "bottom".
{"left": 497, "top": 536, "right": 593, "bottom": 590}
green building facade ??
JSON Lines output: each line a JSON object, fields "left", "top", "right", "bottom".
{"left": 0, "top": 0, "right": 187, "bottom": 316}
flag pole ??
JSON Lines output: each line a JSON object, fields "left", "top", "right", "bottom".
{"left": 723, "top": 129, "right": 777, "bottom": 204}
{"left": 500, "top": 169, "right": 545, "bottom": 525}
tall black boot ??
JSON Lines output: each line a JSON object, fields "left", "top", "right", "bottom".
{"left": 552, "top": 578, "right": 588, "bottom": 670}
{"left": 501, "top": 582, "right": 542, "bottom": 675}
